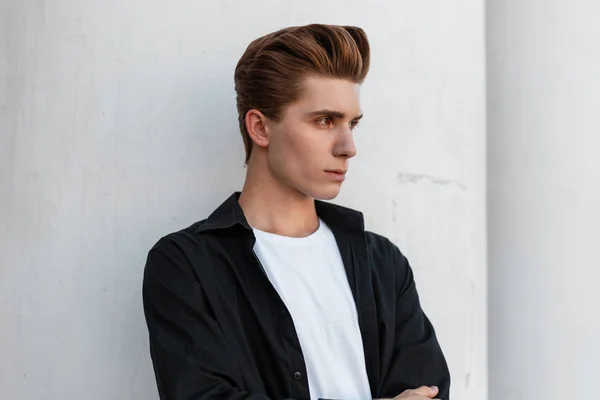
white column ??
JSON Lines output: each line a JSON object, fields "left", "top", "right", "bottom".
{"left": 487, "top": 1, "right": 600, "bottom": 399}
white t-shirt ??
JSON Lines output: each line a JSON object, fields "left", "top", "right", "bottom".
{"left": 252, "top": 219, "right": 371, "bottom": 400}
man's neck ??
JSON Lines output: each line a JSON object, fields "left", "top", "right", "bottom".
{"left": 238, "top": 166, "right": 319, "bottom": 238}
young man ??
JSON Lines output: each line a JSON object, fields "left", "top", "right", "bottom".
{"left": 143, "top": 24, "right": 450, "bottom": 400}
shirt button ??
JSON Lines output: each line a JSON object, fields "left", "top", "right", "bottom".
{"left": 293, "top": 371, "right": 302, "bottom": 380}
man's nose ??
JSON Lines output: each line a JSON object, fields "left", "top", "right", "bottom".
{"left": 333, "top": 128, "right": 357, "bottom": 159}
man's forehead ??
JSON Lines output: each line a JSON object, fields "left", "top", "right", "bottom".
{"left": 297, "top": 75, "right": 362, "bottom": 112}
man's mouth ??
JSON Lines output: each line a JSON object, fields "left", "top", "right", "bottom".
{"left": 324, "top": 169, "right": 347, "bottom": 181}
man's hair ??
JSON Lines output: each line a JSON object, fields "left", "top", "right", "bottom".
{"left": 234, "top": 24, "right": 371, "bottom": 164}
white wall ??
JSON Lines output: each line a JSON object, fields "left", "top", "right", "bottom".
{"left": 487, "top": 1, "right": 600, "bottom": 399}
{"left": 0, "top": 1, "right": 487, "bottom": 399}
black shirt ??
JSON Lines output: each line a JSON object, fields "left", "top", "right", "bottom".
{"left": 142, "top": 192, "right": 451, "bottom": 400}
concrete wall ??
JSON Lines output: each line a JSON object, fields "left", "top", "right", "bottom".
{"left": 0, "top": 1, "right": 487, "bottom": 399}
{"left": 487, "top": 1, "right": 600, "bottom": 399}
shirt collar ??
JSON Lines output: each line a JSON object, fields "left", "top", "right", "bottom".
{"left": 194, "top": 192, "right": 365, "bottom": 234}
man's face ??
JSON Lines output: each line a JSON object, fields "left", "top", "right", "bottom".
{"left": 265, "top": 75, "right": 363, "bottom": 200}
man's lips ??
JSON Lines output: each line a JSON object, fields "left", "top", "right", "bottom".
{"left": 324, "top": 169, "right": 347, "bottom": 181}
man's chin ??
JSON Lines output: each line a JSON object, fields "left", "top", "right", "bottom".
{"left": 310, "top": 185, "right": 342, "bottom": 201}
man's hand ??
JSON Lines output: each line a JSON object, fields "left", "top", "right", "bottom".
{"left": 392, "top": 386, "right": 439, "bottom": 399}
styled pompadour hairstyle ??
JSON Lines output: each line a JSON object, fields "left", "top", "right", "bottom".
{"left": 234, "top": 24, "right": 371, "bottom": 163}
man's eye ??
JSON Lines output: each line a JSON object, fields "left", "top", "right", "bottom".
{"left": 317, "top": 117, "right": 332, "bottom": 127}
{"left": 350, "top": 120, "right": 360, "bottom": 130}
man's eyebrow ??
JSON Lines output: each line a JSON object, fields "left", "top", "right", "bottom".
{"left": 306, "top": 109, "right": 364, "bottom": 120}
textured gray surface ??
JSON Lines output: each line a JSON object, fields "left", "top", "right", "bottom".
{"left": 0, "top": 1, "right": 487, "bottom": 398}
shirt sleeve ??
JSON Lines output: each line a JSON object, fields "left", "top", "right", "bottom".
{"left": 380, "top": 244, "right": 451, "bottom": 400}
{"left": 142, "top": 239, "right": 274, "bottom": 400}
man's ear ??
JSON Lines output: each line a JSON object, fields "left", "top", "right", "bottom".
{"left": 245, "top": 109, "right": 270, "bottom": 149}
